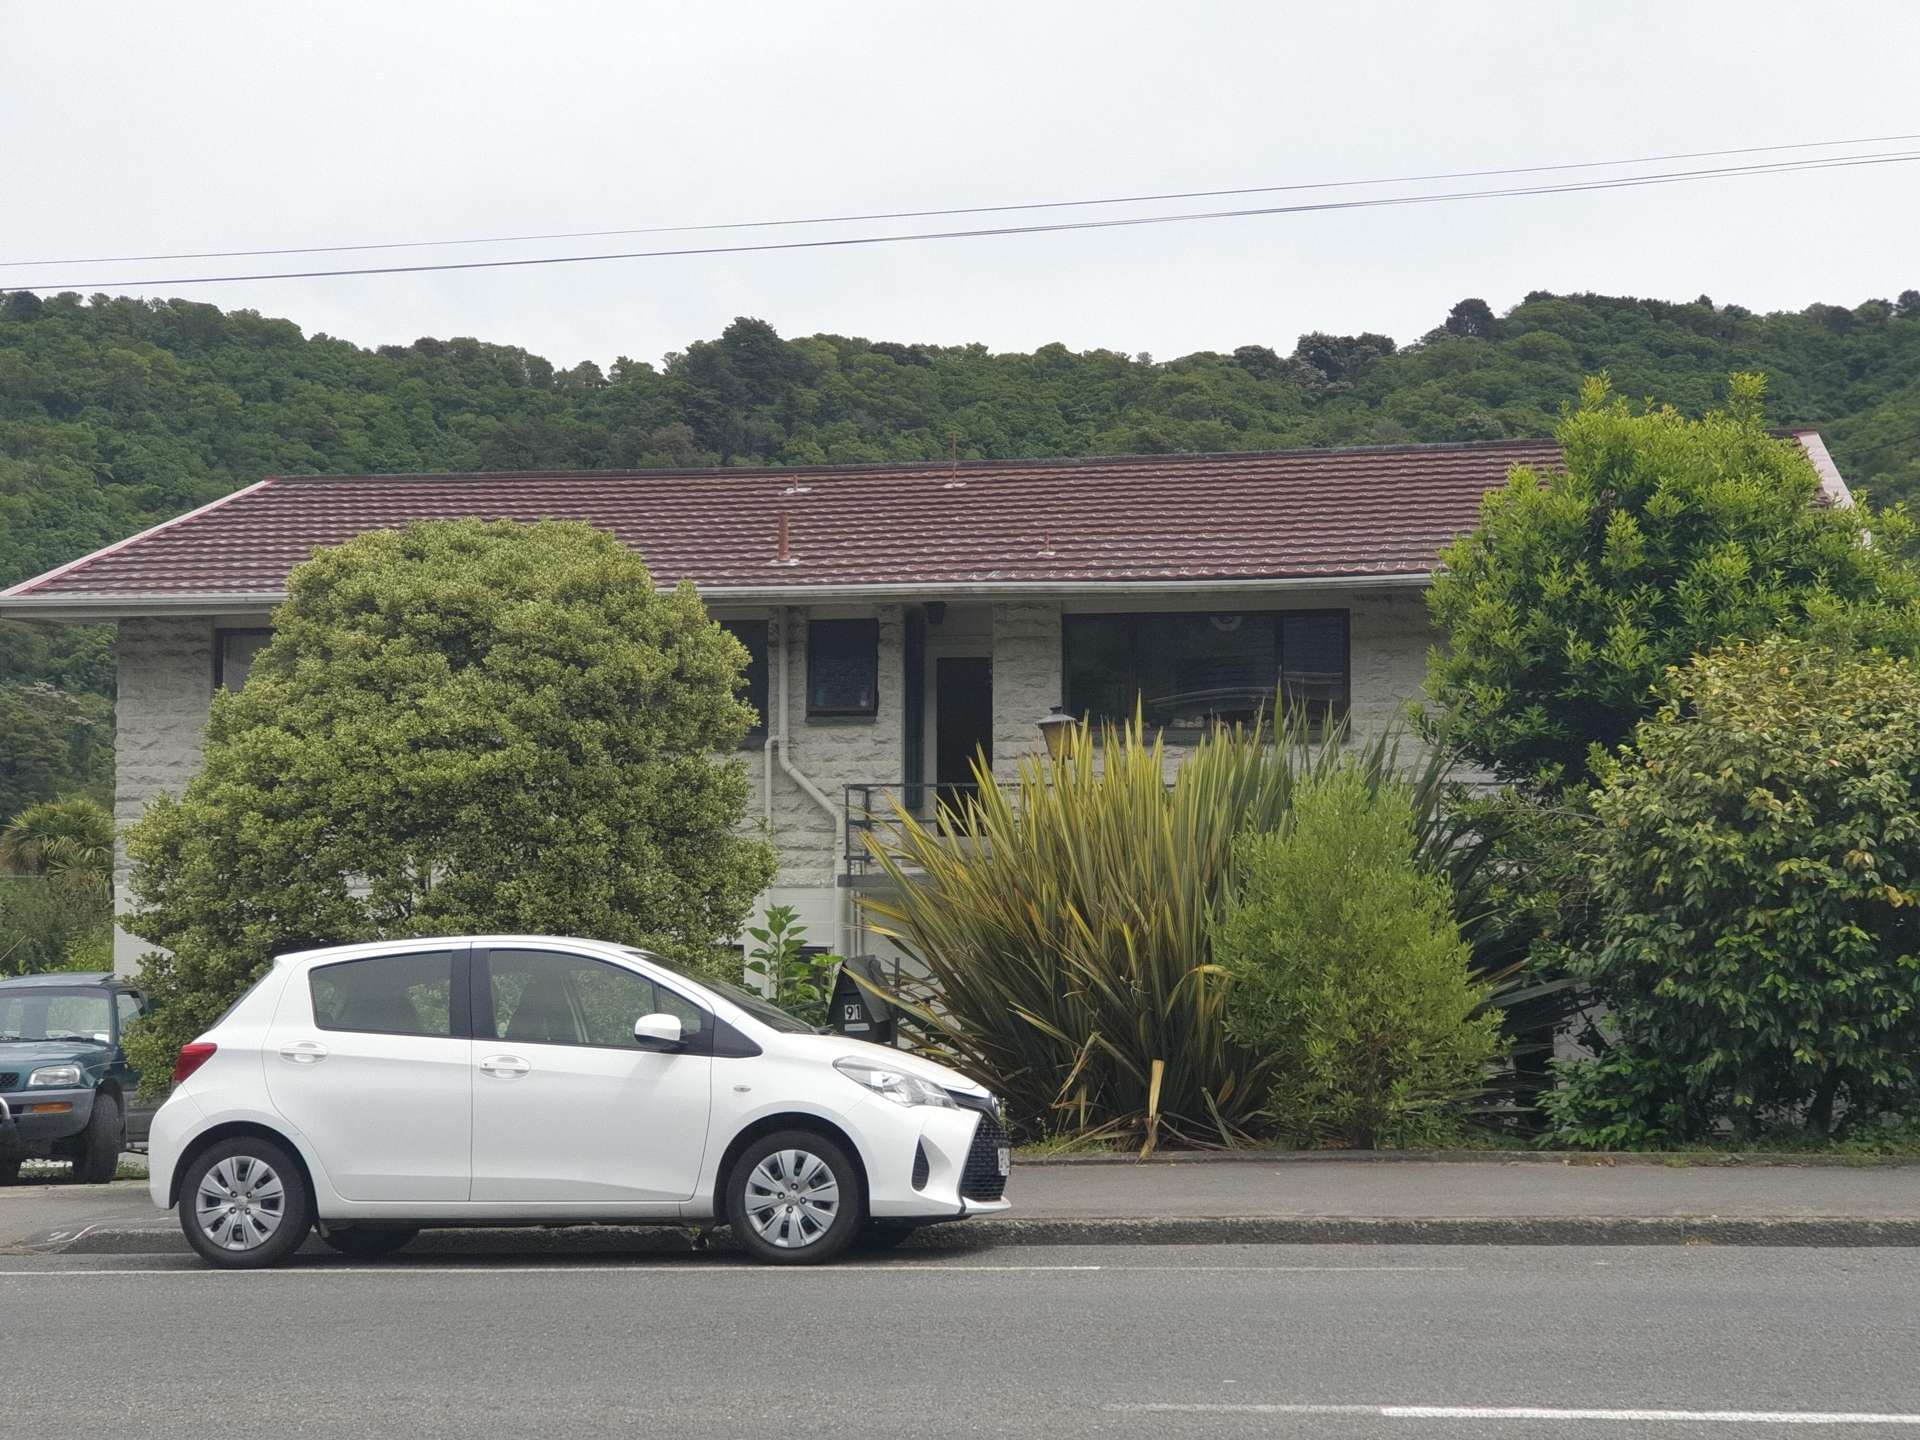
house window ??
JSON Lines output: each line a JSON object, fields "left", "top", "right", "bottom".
{"left": 1062, "top": 610, "right": 1348, "bottom": 731}
{"left": 807, "top": 618, "right": 879, "bottom": 718}
{"left": 215, "top": 628, "right": 272, "bottom": 691}
{"left": 719, "top": 620, "right": 769, "bottom": 737}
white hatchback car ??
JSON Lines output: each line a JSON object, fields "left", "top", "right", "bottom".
{"left": 148, "top": 936, "right": 1011, "bottom": 1267}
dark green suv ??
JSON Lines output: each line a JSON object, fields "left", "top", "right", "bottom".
{"left": 0, "top": 972, "right": 155, "bottom": 1184}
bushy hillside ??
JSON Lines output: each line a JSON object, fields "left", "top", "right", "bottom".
{"left": 2, "top": 285, "right": 1918, "bottom": 812}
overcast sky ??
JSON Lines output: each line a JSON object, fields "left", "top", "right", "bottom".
{"left": 7, "top": 1, "right": 1919, "bottom": 369}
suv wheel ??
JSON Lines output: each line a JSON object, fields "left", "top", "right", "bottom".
{"left": 69, "top": 1091, "right": 123, "bottom": 1184}
{"left": 0, "top": 1158, "right": 20, "bottom": 1186}
{"left": 180, "top": 1136, "right": 312, "bottom": 1268}
{"left": 727, "top": 1130, "right": 862, "bottom": 1265}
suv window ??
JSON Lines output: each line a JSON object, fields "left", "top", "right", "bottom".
{"left": 0, "top": 988, "right": 113, "bottom": 1045}
{"left": 115, "top": 993, "right": 143, "bottom": 1036}
{"left": 483, "top": 949, "right": 707, "bottom": 1050}
{"left": 310, "top": 952, "right": 455, "bottom": 1037}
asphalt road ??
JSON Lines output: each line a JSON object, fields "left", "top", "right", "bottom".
{"left": 4, "top": 1243, "right": 1917, "bottom": 1439}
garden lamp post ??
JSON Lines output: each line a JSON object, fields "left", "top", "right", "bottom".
{"left": 1038, "top": 704, "right": 1078, "bottom": 762}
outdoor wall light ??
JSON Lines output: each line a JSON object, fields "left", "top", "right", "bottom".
{"left": 1038, "top": 704, "right": 1078, "bottom": 761}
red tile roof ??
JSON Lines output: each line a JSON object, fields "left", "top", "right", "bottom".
{"left": 3, "top": 441, "right": 1574, "bottom": 605}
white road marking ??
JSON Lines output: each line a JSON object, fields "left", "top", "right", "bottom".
{"left": 0, "top": 1261, "right": 1464, "bottom": 1279}
{"left": 1111, "top": 1404, "right": 1920, "bottom": 1425}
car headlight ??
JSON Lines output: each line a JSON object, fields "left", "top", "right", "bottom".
{"left": 27, "top": 1064, "right": 83, "bottom": 1088}
{"left": 833, "top": 1058, "right": 955, "bottom": 1108}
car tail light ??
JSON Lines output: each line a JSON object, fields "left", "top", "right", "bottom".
{"left": 173, "top": 1041, "right": 217, "bottom": 1085}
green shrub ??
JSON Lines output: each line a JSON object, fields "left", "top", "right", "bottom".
{"left": 1216, "top": 768, "right": 1503, "bottom": 1148}
{"left": 1423, "top": 374, "right": 1920, "bottom": 796}
{"left": 861, "top": 709, "right": 1458, "bottom": 1152}
{"left": 121, "top": 519, "right": 774, "bottom": 1089}
{"left": 1558, "top": 637, "right": 1920, "bottom": 1141}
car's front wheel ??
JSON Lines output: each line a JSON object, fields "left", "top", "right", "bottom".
{"left": 179, "top": 1137, "right": 312, "bottom": 1268}
{"left": 727, "top": 1130, "right": 862, "bottom": 1265}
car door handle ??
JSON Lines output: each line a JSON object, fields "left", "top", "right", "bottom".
{"left": 279, "top": 1041, "right": 329, "bottom": 1064}
{"left": 479, "top": 1054, "right": 531, "bottom": 1077}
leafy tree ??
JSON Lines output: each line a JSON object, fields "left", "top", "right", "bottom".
{"left": 1217, "top": 767, "right": 1502, "bottom": 1148}
{"left": 1551, "top": 639, "right": 1920, "bottom": 1143}
{"left": 120, "top": 519, "right": 775, "bottom": 1084}
{"left": 1423, "top": 374, "right": 1920, "bottom": 793}
{"left": 1443, "top": 297, "right": 1499, "bottom": 339}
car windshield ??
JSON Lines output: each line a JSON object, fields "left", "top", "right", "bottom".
{"left": 621, "top": 949, "right": 820, "bottom": 1035}
{"left": 0, "top": 988, "right": 114, "bottom": 1045}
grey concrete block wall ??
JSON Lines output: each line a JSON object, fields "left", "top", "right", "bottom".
{"left": 989, "top": 601, "right": 1065, "bottom": 781}
{"left": 113, "top": 618, "right": 215, "bottom": 976}
{"left": 107, "top": 589, "right": 1437, "bottom": 972}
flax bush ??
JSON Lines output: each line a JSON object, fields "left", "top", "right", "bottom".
{"left": 859, "top": 709, "right": 1461, "bottom": 1151}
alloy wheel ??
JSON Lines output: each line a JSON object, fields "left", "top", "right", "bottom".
{"left": 195, "top": 1155, "right": 287, "bottom": 1252}
{"left": 742, "top": 1148, "right": 841, "bottom": 1249}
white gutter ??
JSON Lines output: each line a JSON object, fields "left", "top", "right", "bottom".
{"left": 0, "top": 571, "right": 1435, "bottom": 621}
{"left": 767, "top": 604, "right": 848, "bottom": 956}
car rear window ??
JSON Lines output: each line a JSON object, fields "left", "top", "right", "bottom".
{"left": 309, "top": 952, "right": 455, "bottom": 1037}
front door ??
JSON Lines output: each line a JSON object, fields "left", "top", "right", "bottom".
{"left": 935, "top": 656, "right": 993, "bottom": 813}
{"left": 262, "top": 947, "right": 473, "bottom": 1203}
{"left": 469, "top": 947, "right": 713, "bottom": 1205}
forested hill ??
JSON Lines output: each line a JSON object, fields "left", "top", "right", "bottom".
{"left": 7, "top": 287, "right": 1920, "bottom": 597}
{"left": 4, "top": 284, "right": 1920, "bottom": 814}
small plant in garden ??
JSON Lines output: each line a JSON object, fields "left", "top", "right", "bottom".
{"left": 1552, "top": 637, "right": 1920, "bottom": 1144}
{"left": 1215, "top": 767, "right": 1504, "bottom": 1149}
{"left": 742, "top": 904, "right": 837, "bottom": 1027}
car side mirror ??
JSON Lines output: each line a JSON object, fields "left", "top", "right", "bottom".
{"left": 632, "top": 1012, "right": 685, "bottom": 1051}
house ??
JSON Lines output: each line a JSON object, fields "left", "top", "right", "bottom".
{"left": 0, "top": 433, "right": 1855, "bottom": 976}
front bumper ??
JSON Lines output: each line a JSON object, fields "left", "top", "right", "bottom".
{"left": 0, "top": 1087, "right": 94, "bottom": 1157}
{"left": 863, "top": 1090, "right": 1013, "bottom": 1221}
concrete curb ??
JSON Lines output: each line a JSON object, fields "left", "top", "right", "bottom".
{"left": 1015, "top": 1149, "right": 1920, "bottom": 1169}
{"left": 40, "top": 1213, "right": 1920, "bottom": 1256}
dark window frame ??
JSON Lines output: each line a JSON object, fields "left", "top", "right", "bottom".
{"left": 719, "top": 618, "right": 770, "bottom": 745}
{"left": 1060, "top": 607, "right": 1351, "bottom": 737}
{"left": 213, "top": 627, "right": 274, "bottom": 692}
{"left": 307, "top": 949, "right": 467, "bottom": 1040}
{"left": 806, "top": 617, "right": 880, "bottom": 719}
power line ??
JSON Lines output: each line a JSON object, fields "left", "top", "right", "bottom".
{"left": 6, "top": 148, "right": 1917, "bottom": 294}
{"left": 6, "top": 130, "right": 1919, "bottom": 272}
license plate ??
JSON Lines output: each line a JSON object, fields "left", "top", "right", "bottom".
{"left": 997, "top": 1145, "right": 1011, "bottom": 1177}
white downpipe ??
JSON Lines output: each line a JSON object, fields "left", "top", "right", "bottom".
{"left": 769, "top": 605, "right": 848, "bottom": 956}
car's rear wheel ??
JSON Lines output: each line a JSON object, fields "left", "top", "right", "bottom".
{"left": 180, "top": 1136, "right": 312, "bottom": 1268}
{"left": 727, "top": 1130, "right": 862, "bottom": 1265}
{"left": 0, "top": 1159, "right": 20, "bottom": 1186}
{"left": 68, "top": 1091, "right": 123, "bottom": 1184}
{"left": 320, "top": 1226, "right": 419, "bottom": 1259}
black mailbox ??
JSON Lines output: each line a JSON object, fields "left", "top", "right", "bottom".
{"left": 828, "top": 955, "right": 896, "bottom": 1046}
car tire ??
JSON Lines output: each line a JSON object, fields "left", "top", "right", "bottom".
{"left": 68, "top": 1091, "right": 123, "bottom": 1184}
{"left": 320, "top": 1226, "right": 419, "bottom": 1259}
{"left": 726, "top": 1129, "right": 863, "bottom": 1265}
{"left": 179, "top": 1135, "right": 313, "bottom": 1269}
{"left": 0, "top": 1158, "right": 20, "bottom": 1186}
